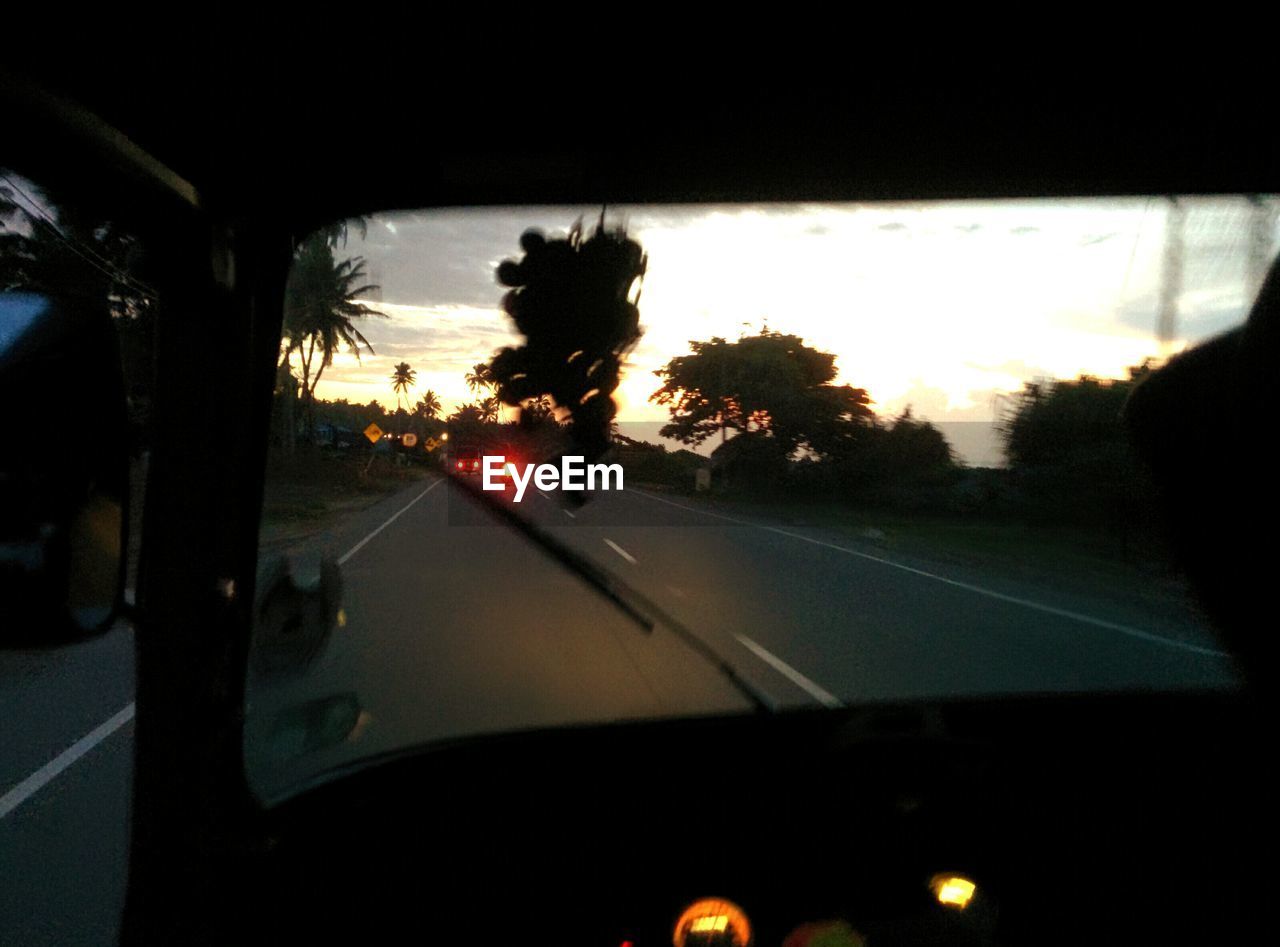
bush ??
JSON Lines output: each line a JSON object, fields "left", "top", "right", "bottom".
{"left": 710, "top": 432, "right": 790, "bottom": 495}
{"left": 613, "top": 436, "right": 705, "bottom": 489}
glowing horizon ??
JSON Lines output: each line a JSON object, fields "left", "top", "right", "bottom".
{"left": 292, "top": 198, "right": 1274, "bottom": 464}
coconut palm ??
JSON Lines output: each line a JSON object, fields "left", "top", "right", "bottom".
{"left": 478, "top": 395, "right": 501, "bottom": 424}
{"left": 464, "top": 362, "right": 496, "bottom": 396}
{"left": 316, "top": 216, "right": 369, "bottom": 250}
{"left": 281, "top": 234, "right": 387, "bottom": 440}
{"left": 414, "top": 389, "right": 441, "bottom": 420}
{"left": 448, "top": 403, "right": 483, "bottom": 424}
{"left": 521, "top": 395, "right": 555, "bottom": 423}
{"left": 390, "top": 362, "right": 417, "bottom": 411}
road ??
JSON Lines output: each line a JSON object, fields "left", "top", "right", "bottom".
{"left": 2, "top": 473, "right": 1236, "bottom": 942}
{"left": 244, "top": 474, "right": 1235, "bottom": 800}
{"left": 0, "top": 627, "right": 134, "bottom": 946}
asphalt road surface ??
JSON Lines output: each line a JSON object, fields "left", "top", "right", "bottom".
{"left": 2, "top": 473, "right": 1237, "bottom": 943}
{"left": 0, "top": 626, "right": 134, "bottom": 946}
{"left": 245, "top": 474, "right": 1235, "bottom": 800}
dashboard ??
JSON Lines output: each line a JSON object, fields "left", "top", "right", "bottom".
{"left": 238, "top": 689, "right": 1266, "bottom": 946}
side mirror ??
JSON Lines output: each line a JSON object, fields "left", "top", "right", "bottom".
{"left": 251, "top": 555, "right": 343, "bottom": 678}
{"left": 0, "top": 292, "right": 129, "bottom": 643}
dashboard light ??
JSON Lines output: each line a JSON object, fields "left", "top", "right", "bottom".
{"left": 674, "top": 898, "right": 751, "bottom": 947}
{"left": 930, "top": 873, "right": 977, "bottom": 910}
{"left": 781, "top": 920, "right": 865, "bottom": 947}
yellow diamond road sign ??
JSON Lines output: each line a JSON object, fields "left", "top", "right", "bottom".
{"left": 363, "top": 422, "right": 383, "bottom": 444}
{"left": 423, "top": 437, "right": 439, "bottom": 452}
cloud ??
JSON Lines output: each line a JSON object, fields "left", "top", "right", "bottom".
{"left": 1079, "top": 232, "right": 1117, "bottom": 247}
{"left": 305, "top": 197, "right": 1265, "bottom": 436}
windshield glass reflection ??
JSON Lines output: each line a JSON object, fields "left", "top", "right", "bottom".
{"left": 246, "top": 198, "right": 1267, "bottom": 801}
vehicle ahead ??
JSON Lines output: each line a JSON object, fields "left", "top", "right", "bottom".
{"left": 452, "top": 444, "right": 481, "bottom": 474}
{"left": 3, "top": 55, "right": 1277, "bottom": 947}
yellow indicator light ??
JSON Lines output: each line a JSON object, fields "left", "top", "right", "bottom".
{"left": 690, "top": 915, "right": 729, "bottom": 933}
{"left": 931, "top": 874, "right": 977, "bottom": 909}
{"left": 674, "top": 898, "right": 751, "bottom": 947}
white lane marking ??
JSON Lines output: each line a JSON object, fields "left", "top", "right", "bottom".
{"left": 563, "top": 509, "right": 576, "bottom": 519}
{"left": 603, "top": 538, "right": 637, "bottom": 564}
{"left": 537, "top": 490, "right": 550, "bottom": 500}
{"left": 631, "top": 490, "right": 1227, "bottom": 658}
{"left": 337, "top": 479, "right": 443, "bottom": 566}
{"left": 0, "top": 702, "right": 135, "bottom": 820}
{"left": 734, "top": 635, "right": 842, "bottom": 708}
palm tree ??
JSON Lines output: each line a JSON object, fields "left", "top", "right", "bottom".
{"left": 414, "top": 389, "right": 441, "bottom": 420}
{"left": 316, "top": 216, "right": 369, "bottom": 250}
{"left": 281, "top": 233, "right": 387, "bottom": 440}
{"left": 390, "top": 362, "right": 417, "bottom": 411}
{"left": 448, "top": 403, "right": 483, "bottom": 425}
{"left": 478, "top": 395, "right": 501, "bottom": 424}
{"left": 464, "top": 362, "right": 496, "bottom": 397}
{"left": 522, "top": 395, "right": 554, "bottom": 423}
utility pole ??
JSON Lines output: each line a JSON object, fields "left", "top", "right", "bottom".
{"left": 1246, "top": 195, "right": 1277, "bottom": 302}
{"left": 1156, "top": 196, "right": 1185, "bottom": 354}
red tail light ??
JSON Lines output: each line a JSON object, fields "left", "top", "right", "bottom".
{"left": 456, "top": 461, "right": 464, "bottom": 469}
{"left": 471, "top": 461, "right": 479, "bottom": 470}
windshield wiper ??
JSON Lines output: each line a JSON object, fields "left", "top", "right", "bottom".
{"left": 445, "top": 471, "right": 775, "bottom": 713}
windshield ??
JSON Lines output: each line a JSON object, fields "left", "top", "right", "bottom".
{"left": 244, "top": 198, "right": 1263, "bottom": 802}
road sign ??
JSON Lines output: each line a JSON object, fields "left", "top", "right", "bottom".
{"left": 402, "top": 433, "right": 418, "bottom": 448}
{"left": 363, "top": 422, "right": 383, "bottom": 444}
{"left": 423, "top": 437, "right": 440, "bottom": 452}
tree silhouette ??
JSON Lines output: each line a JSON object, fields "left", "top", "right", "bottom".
{"left": 281, "top": 232, "right": 387, "bottom": 441}
{"left": 478, "top": 395, "right": 500, "bottom": 424}
{"left": 448, "top": 403, "right": 483, "bottom": 424}
{"left": 1, "top": 172, "right": 159, "bottom": 440}
{"left": 652, "top": 330, "right": 873, "bottom": 455}
{"left": 0, "top": 174, "right": 153, "bottom": 313}
{"left": 464, "top": 362, "right": 496, "bottom": 397}
{"left": 998, "top": 361, "right": 1156, "bottom": 527}
{"left": 521, "top": 395, "right": 555, "bottom": 423}
{"left": 999, "top": 361, "right": 1154, "bottom": 469}
{"left": 414, "top": 389, "right": 442, "bottom": 420}
{"left": 315, "top": 217, "right": 369, "bottom": 250}
{"left": 390, "top": 361, "right": 417, "bottom": 411}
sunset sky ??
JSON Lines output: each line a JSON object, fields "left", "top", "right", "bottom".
{"left": 306, "top": 198, "right": 1274, "bottom": 465}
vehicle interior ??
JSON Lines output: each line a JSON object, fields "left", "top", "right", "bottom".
{"left": 3, "top": 46, "right": 1277, "bottom": 946}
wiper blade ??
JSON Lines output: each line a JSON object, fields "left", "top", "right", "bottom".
{"left": 445, "top": 472, "right": 774, "bottom": 713}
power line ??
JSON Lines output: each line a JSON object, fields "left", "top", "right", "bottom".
{"left": 0, "top": 173, "right": 159, "bottom": 303}
{"left": 3, "top": 173, "right": 159, "bottom": 301}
